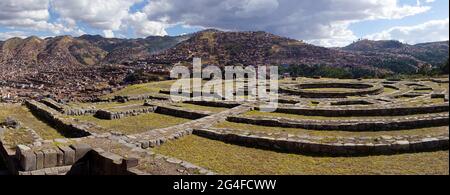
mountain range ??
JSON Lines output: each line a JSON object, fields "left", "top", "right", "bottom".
{"left": 0, "top": 29, "right": 448, "bottom": 76}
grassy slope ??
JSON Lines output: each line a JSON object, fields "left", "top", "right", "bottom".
{"left": 72, "top": 113, "right": 190, "bottom": 134}
{"left": 213, "top": 121, "right": 449, "bottom": 138}
{"left": 0, "top": 104, "right": 64, "bottom": 140}
{"left": 155, "top": 135, "right": 449, "bottom": 175}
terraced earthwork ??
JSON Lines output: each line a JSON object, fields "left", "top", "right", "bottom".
{"left": 0, "top": 77, "right": 449, "bottom": 175}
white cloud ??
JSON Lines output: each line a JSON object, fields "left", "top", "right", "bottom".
{"left": 52, "top": 0, "right": 141, "bottom": 32}
{"left": 0, "top": 31, "right": 28, "bottom": 40}
{"left": 140, "top": 0, "right": 430, "bottom": 46}
{"left": 0, "top": 0, "right": 441, "bottom": 47}
{"left": 365, "top": 18, "right": 449, "bottom": 44}
{"left": 103, "top": 30, "right": 115, "bottom": 38}
{"left": 125, "top": 12, "right": 169, "bottom": 37}
{"left": 0, "top": 0, "right": 62, "bottom": 33}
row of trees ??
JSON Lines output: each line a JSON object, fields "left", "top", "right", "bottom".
{"left": 417, "top": 58, "right": 449, "bottom": 76}
{"left": 279, "top": 64, "right": 386, "bottom": 79}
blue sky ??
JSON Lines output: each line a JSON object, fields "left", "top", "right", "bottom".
{"left": 0, "top": 0, "right": 448, "bottom": 47}
{"left": 350, "top": 0, "right": 449, "bottom": 39}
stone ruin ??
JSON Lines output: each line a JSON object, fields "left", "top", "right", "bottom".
{"left": 0, "top": 77, "right": 449, "bottom": 174}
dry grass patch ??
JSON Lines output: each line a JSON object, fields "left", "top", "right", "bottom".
{"left": 243, "top": 110, "right": 443, "bottom": 121}
{"left": 72, "top": 113, "right": 190, "bottom": 134}
{"left": 0, "top": 104, "right": 64, "bottom": 140}
{"left": 1, "top": 128, "right": 34, "bottom": 147}
{"left": 170, "top": 103, "right": 228, "bottom": 113}
{"left": 154, "top": 135, "right": 449, "bottom": 175}
{"left": 213, "top": 121, "right": 449, "bottom": 138}
{"left": 102, "top": 80, "right": 177, "bottom": 98}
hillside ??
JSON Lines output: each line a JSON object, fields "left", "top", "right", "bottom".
{"left": 343, "top": 39, "right": 449, "bottom": 68}
{"left": 0, "top": 30, "right": 448, "bottom": 76}
{"left": 151, "top": 30, "right": 440, "bottom": 75}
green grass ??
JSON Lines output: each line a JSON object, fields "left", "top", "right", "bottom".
{"left": 0, "top": 104, "right": 64, "bottom": 140}
{"left": 1, "top": 128, "right": 34, "bottom": 147}
{"left": 243, "top": 110, "right": 442, "bottom": 121}
{"left": 68, "top": 100, "right": 145, "bottom": 110}
{"left": 170, "top": 103, "right": 228, "bottom": 113}
{"left": 102, "top": 80, "right": 177, "bottom": 98}
{"left": 302, "top": 88, "right": 358, "bottom": 92}
{"left": 403, "top": 98, "right": 446, "bottom": 106}
{"left": 154, "top": 135, "right": 449, "bottom": 175}
{"left": 383, "top": 87, "right": 397, "bottom": 94}
{"left": 213, "top": 121, "right": 449, "bottom": 138}
{"left": 72, "top": 113, "right": 190, "bottom": 134}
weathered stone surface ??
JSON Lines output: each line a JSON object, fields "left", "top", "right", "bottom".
{"left": 58, "top": 146, "right": 75, "bottom": 165}
{"left": 70, "top": 144, "right": 92, "bottom": 161}
{"left": 19, "top": 151, "right": 36, "bottom": 171}
{"left": 122, "top": 157, "right": 139, "bottom": 169}
{"left": 43, "top": 149, "right": 58, "bottom": 168}
{"left": 56, "top": 149, "right": 64, "bottom": 166}
{"left": 35, "top": 151, "right": 44, "bottom": 170}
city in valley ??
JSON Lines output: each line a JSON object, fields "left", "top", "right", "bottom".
{"left": 0, "top": 0, "right": 449, "bottom": 176}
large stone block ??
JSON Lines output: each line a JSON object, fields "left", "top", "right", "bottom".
{"left": 70, "top": 144, "right": 92, "bottom": 161}
{"left": 35, "top": 151, "right": 44, "bottom": 170}
{"left": 122, "top": 157, "right": 139, "bottom": 169}
{"left": 58, "top": 146, "right": 76, "bottom": 165}
{"left": 56, "top": 149, "right": 64, "bottom": 166}
{"left": 99, "top": 152, "right": 123, "bottom": 175}
{"left": 43, "top": 149, "right": 58, "bottom": 168}
{"left": 19, "top": 150, "right": 37, "bottom": 171}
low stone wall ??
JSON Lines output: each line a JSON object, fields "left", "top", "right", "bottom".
{"left": 13, "top": 144, "right": 141, "bottom": 175}
{"left": 41, "top": 99, "right": 98, "bottom": 116}
{"left": 153, "top": 105, "right": 211, "bottom": 120}
{"left": 25, "top": 100, "right": 91, "bottom": 138}
{"left": 280, "top": 83, "right": 384, "bottom": 98}
{"left": 67, "top": 148, "right": 141, "bottom": 175}
{"left": 15, "top": 143, "right": 89, "bottom": 172}
{"left": 227, "top": 114, "right": 449, "bottom": 131}
{"left": 183, "top": 101, "right": 240, "bottom": 108}
{"left": 383, "top": 85, "right": 400, "bottom": 90}
{"left": 41, "top": 98, "right": 66, "bottom": 113}
{"left": 64, "top": 108, "right": 98, "bottom": 116}
{"left": 94, "top": 106, "right": 157, "bottom": 120}
{"left": 330, "top": 100, "right": 373, "bottom": 106}
{"left": 193, "top": 128, "right": 449, "bottom": 156}
{"left": 114, "top": 93, "right": 171, "bottom": 101}
{"left": 268, "top": 104, "right": 449, "bottom": 117}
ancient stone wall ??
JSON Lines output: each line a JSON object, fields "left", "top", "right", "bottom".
{"left": 269, "top": 104, "right": 449, "bottom": 117}
{"left": 94, "top": 106, "right": 156, "bottom": 120}
{"left": 183, "top": 101, "right": 240, "bottom": 108}
{"left": 25, "top": 100, "right": 91, "bottom": 138}
{"left": 227, "top": 114, "right": 449, "bottom": 131}
{"left": 280, "top": 83, "right": 384, "bottom": 98}
{"left": 154, "top": 105, "right": 211, "bottom": 120}
{"left": 193, "top": 128, "right": 449, "bottom": 156}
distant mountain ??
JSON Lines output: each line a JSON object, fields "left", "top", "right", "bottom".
{"left": 0, "top": 30, "right": 448, "bottom": 76}
{"left": 342, "top": 39, "right": 449, "bottom": 70}
{"left": 79, "top": 34, "right": 191, "bottom": 64}
{"left": 152, "top": 30, "right": 440, "bottom": 75}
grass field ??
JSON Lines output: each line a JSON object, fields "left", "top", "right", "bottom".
{"left": 72, "top": 113, "right": 190, "bottom": 134}
{"left": 0, "top": 104, "right": 64, "bottom": 140}
{"left": 1, "top": 128, "right": 34, "bottom": 147}
{"left": 213, "top": 121, "right": 449, "bottom": 138}
{"left": 242, "top": 110, "right": 444, "bottom": 121}
{"left": 170, "top": 103, "right": 228, "bottom": 113}
{"left": 69, "top": 100, "right": 145, "bottom": 109}
{"left": 102, "top": 80, "right": 177, "bottom": 98}
{"left": 154, "top": 135, "right": 449, "bottom": 175}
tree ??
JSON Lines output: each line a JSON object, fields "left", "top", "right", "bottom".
{"left": 441, "top": 58, "right": 449, "bottom": 74}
